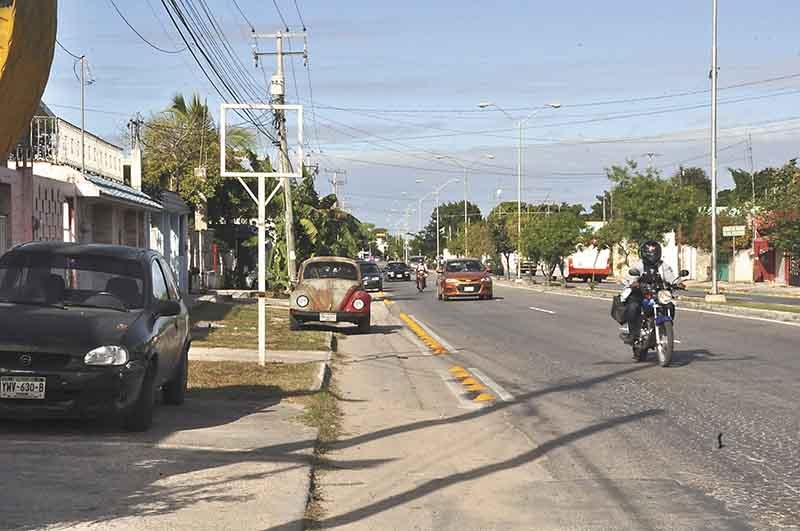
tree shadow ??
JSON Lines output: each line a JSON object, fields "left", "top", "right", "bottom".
{"left": 0, "top": 362, "right": 650, "bottom": 530}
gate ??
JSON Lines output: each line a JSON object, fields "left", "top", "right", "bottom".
{"left": 790, "top": 256, "right": 800, "bottom": 287}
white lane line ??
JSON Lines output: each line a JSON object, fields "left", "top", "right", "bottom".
{"left": 529, "top": 306, "right": 556, "bottom": 315}
{"left": 469, "top": 368, "right": 514, "bottom": 402}
{"left": 439, "top": 373, "right": 482, "bottom": 410}
{"left": 680, "top": 306, "right": 800, "bottom": 328}
{"left": 407, "top": 314, "right": 458, "bottom": 353}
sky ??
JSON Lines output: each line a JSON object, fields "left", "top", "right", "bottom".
{"left": 46, "top": 0, "right": 800, "bottom": 233}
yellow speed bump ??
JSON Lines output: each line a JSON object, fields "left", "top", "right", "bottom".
{"left": 448, "top": 366, "right": 466, "bottom": 374}
{"left": 399, "top": 313, "right": 447, "bottom": 354}
{"left": 460, "top": 377, "right": 479, "bottom": 386}
{"left": 465, "top": 383, "right": 486, "bottom": 392}
{"left": 473, "top": 393, "right": 495, "bottom": 402}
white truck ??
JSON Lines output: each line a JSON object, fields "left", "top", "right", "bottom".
{"left": 563, "top": 244, "right": 611, "bottom": 282}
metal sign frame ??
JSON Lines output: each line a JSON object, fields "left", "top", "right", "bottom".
{"left": 219, "top": 103, "right": 303, "bottom": 179}
{"left": 722, "top": 225, "right": 746, "bottom": 237}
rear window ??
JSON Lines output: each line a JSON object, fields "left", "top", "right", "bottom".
{"left": 0, "top": 252, "right": 145, "bottom": 309}
{"left": 360, "top": 263, "right": 380, "bottom": 275}
{"left": 302, "top": 262, "right": 359, "bottom": 281}
{"left": 445, "top": 260, "right": 484, "bottom": 273}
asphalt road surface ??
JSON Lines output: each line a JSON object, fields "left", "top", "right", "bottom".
{"left": 382, "top": 277, "right": 800, "bottom": 530}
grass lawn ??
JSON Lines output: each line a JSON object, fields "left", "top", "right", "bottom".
{"left": 190, "top": 301, "right": 330, "bottom": 351}
{"left": 188, "top": 360, "right": 318, "bottom": 401}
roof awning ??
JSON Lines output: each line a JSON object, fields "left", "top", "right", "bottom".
{"left": 84, "top": 174, "right": 162, "bottom": 211}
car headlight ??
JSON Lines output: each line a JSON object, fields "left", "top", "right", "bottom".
{"left": 372, "top": 276, "right": 380, "bottom": 281}
{"left": 84, "top": 346, "right": 129, "bottom": 366}
{"left": 657, "top": 290, "right": 673, "bottom": 305}
{"left": 353, "top": 298, "right": 365, "bottom": 310}
{"left": 296, "top": 295, "right": 309, "bottom": 308}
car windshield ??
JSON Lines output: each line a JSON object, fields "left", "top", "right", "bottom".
{"left": 302, "top": 262, "right": 359, "bottom": 281}
{"left": 445, "top": 260, "right": 484, "bottom": 273}
{"left": 0, "top": 252, "right": 145, "bottom": 310}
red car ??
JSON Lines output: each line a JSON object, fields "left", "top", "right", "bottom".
{"left": 437, "top": 258, "right": 493, "bottom": 301}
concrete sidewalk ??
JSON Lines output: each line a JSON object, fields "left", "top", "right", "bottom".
{"left": 0, "top": 395, "right": 318, "bottom": 531}
{"left": 685, "top": 279, "right": 800, "bottom": 298}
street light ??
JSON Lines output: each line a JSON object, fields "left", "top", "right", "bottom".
{"left": 435, "top": 153, "right": 494, "bottom": 257}
{"left": 479, "top": 101, "right": 561, "bottom": 280}
{"left": 433, "top": 178, "right": 460, "bottom": 262}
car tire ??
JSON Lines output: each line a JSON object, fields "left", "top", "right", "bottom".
{"left": 358, "top": 316, "right": 370, "bottom": 334}
{"left": 162, "top": 346, "right": 188, "bottom": 406}
{"left": 124, "top": 361, "right": 156, "bottom": 432}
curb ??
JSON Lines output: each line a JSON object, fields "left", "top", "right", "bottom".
{"left": 496, "top": 280, "right": 800, "bottom": 324}
{"left": 311, "top": 360, "right": 331, "bottom": 392}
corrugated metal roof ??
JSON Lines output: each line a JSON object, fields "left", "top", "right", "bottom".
{"left": 86, "top": 174, "right": 163, "bottom": 210}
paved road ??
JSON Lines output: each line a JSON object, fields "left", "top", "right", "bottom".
{"left": 382, "top": 278, "right": 800, "bottom": 530}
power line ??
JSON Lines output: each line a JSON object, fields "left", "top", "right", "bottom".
{"left": 292, "top": 0, "right": 307, "bottom": 30}
{"left": 229, "top": 0, "right": 255, "bottom": 31}
{"left": 271, "top": 0, "right": 290, "bottom": 30}
{"left": 55, "top": 39, "right": 82, "bottom": 60}
{"left": 108, "top": 0, "right": 186, "bottom": 54}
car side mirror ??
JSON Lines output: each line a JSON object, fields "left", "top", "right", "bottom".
{"left": 679, "top": 269, "right": 690, "bottom": 278}
{"left": 628, "top": 268, "right": 641, "bottom": 277}
{"left": 154, "top": 299, "right": 181, "bottom": 317}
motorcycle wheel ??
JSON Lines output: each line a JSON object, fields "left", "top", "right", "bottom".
{"left": 656, "top": 321, "right": 674, "bottom": 367}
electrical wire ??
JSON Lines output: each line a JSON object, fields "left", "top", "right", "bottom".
{"left": 271, "top": 0, "right": 290, "bottom": 31}
{"left": 230, "top": 0, "right": 255, "bottom": 31}
{"left": 292, "top": 0, "right": 307, "bottom": 30}
{"left": 55, "top": 39, "right": 82, "bottom": 60}
{"left": 108, "top": 0, "right": 186, "bottom": 54}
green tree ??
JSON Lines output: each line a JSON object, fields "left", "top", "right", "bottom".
{"left": 486, "top": 201, "right": 528, "bottom": 278}
{"left": 447, "top": 220, "right": 495, "bottom": 258}
{"left": 521, "top": 209, "right": 586, "bottom": 283}
{"left": 758, "top": 160, "right": 800, "bottom": 257}
{"left": 604, "top": 159, "right": 700, "bottom": 249}
{"left": 418, "top": 200, "right": 481, "bottom": 257}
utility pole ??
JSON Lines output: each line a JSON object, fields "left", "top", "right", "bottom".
{"left": 602, "top": 194, "right": 606, "bottom": 222}
{"left": 707, "top": 0, "right": 725, "bottom": 301}
{"left": 80, "top": 56, "right": 86, "bottom": 179}
{"left": 254, "top": 31, "right": 307, "bottom": 283}
{"left": 325, "top": 167, "right": 347, "bottom": 208}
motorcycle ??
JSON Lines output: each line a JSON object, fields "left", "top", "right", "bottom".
{"left": 625, "top": 266, "right": 689, "bottom": 367}
{"left": 416, "top": 269, "right": 427, "bottom": 292}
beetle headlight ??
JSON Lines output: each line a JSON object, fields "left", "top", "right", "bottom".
{"left": 657, "top": 290, "right": 673, "bottom": 305}
{"left": 84, "top": 346, "right": 129, "bottom": 366}
{"left": 352, "top": 298, "right": 365, "bottom": 310}
{"left": 296, "top": 295, "right": 309, "bottom": 308}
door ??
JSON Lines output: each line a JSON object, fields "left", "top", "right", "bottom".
{"left": 150, "top": 259, "right": 179, "bottom": 384}
{"left": 159, "top": 257, "right": 188, "bottom": 354}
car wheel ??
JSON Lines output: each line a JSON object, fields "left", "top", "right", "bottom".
{"left": 124, "top": 361, "right": 156, "bottom": 432}
{"left": 358, "top": 316, "right": 371, "bottom": 334}
{"left": 162, "top": 346, "right": 188, "bottom": 406}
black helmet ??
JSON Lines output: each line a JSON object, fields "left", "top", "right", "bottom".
{"left": 639, "top": 240, "right": 662, "bottom": 266}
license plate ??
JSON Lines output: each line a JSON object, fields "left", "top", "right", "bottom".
{"left": 464, "top": 286, "right": 476, "bottom": 292}
{"left": 319, "top": 312, "right": 337, "bottom": 322}
{"left": 1, "top": 376, "right": 46, "bottom": 400}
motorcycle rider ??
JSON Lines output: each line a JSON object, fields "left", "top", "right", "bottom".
{"left": 415, "top": 260, "right": 429, "bottom": 291}
{"left": 620, "top": 240, "right": 681, "bottom": 346}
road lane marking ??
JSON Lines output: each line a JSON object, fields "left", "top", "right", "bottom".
{"left": 399, "top": 313, "right": 447, "bottom": 354}
{"left": 407, "top": 314, "right": 457, "bottom": 353}
{"left": 468, "top": 368, "right": 514, "bottom": 402}
{"left": 529, "top": 306, "right": 556, "bottom": 315}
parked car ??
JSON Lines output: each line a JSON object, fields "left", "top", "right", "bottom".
{"left": 437, "top": 258, "right": 493, "bottom": 301}
{"left": 0, "top": 242, "right": 190, "bottom": 431}
{"left": 358, "top": 260, "right": 384, "bottom": 292}
{"left": 385, "top": 261, "right": 412, "bottom": 281}
{"left": 289, "top": 257, "right": 371, "bottom": 333}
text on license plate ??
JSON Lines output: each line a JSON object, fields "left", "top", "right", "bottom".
{"left": 463, "top": 286, "right": 476, "bottom": 292}
{"left": 1, "top": 376, "right": 46, "bottom": 399}
{"left": 319, "top": 312, "right": 337, "bottom": 322}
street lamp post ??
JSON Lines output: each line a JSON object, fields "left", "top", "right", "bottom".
{"left": 479, "top": 101, "right": 560, "bottom": 280}
{"left": 433, "top": 179, "right": 459, "bottom": 262}
{"left": 435, "top": 154, "right": 494, "bottom": 257}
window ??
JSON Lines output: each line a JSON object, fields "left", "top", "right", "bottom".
{"left": 159, "top": 258, "right": 180, "bottom": 300}
{"left": 151, "top": 260, "right": 169, "bottom": 301}
{"left": 302, "top": 262, "right": 359, "bottom": 281}
{"left": 445, "top": 260, "right": 484, "bottom": 273}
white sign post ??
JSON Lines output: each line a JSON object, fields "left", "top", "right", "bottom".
{"left": 219, "top": 103, "right": 304, "bottom": 366}
{"left": 722, "top": 225, "right": 746, "bottom": 283}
